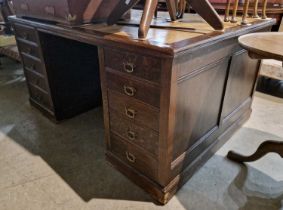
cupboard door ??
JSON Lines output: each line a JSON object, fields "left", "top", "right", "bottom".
{"left": 221, "top": 50, "right": 260, "bottom": 121}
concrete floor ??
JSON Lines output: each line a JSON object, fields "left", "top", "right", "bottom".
{"left": 0, "top": 57, "right": 283, "bottom": 210}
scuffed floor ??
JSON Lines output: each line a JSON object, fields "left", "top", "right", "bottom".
{"left": 0, "top": 58, "right": 283, "bottom": 210}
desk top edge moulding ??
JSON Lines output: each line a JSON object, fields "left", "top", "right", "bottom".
{"left": 9, "top": 0, "right": 276, "bottom": 205}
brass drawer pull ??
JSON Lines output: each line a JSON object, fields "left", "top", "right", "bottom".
{"left": 123, "top": 62, "right": 135, "bottom": 73}
{"left": 123, "top": 85, "right": 136, "bottom": 96}
{"left": 45, "top": 6, "right": 55, "bottom": 16}
{"left": 125, "top": 107, "right": 136, "bottom": 119}
{"left": 126, "top": 152, "right": 136, "bottom": 163}
{"left": 34, "top": 95, "right": 41, "bottom": 101}
{"left": 127, "top": 130, "right": 136, "bottom": 141}
{"left": 22, "top": 32, "right": 29, "bottom": 40}
{"left": 28, "top": 64, "right": 36, "bottom": 71}
{"left": 25, "top": 48, "right": 32, "bottom": 55}
{"left": 26, "top": 64, "right": 36, "bottom": 71}
{"left": 20, "top": 3, "right": 29, "bottom": 11}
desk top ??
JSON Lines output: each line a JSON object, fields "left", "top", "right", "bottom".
{"left": 239, "top": 32, "right": 283, "bottom": 61}
{"left": 9, "top": 11, "right": 276, "bottom": 56}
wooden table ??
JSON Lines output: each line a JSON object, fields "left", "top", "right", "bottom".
{"left": 228, "top": 32, "right": 283, "bottom": 162}
{"left": 9, "top": 12, "right": 275, "bottom": 204}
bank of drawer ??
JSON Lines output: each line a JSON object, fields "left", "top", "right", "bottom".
{"left": 18, "top": 40, "right": 41, "bottom": 59}
{"left": 25, "top": 69, "right": 48, "bottom": 92}
{"left": 29, "top": 84, "right": 53, "bottom": 111}
{"left": 108, "top": 91, "right": 159, "bottom": 131}
{"left": 110, "top": 133, "right": 158, "bottom": 181}
{"left": 14, "top": 23, "right": 38, "bottom": 44}
{"left": 110, "top": 111, "right": 159, "bottom": 157}
{"left": 107, "top": 71, "right": 160, "bottom": 108}
{"left": 22, "top": 54, "right": 45, "bottom": 76}
{"left": 104, "top": 48, "right": 161, "bottom": 84}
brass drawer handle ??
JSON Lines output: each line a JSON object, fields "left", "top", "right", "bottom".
{"left": 25, "top": 48, "right": 32, "bottom": 55}
{"left": 21, "top": 32, "right": 29, "bottom": 40}
{"left": 123, "top": 62, "right": 135, "bottom": 73}
{"left": 123, "top": 85, "right": 136, "bottom": 97}
{"left": 45, "top": 6, "right": 55, "bottom": 16}
{"left": 20, "top": 3, "right": 29, "bottom": 11}
{"left": 126, "top": 152, "right": 136, "bottom": 163}
{"left": 125, "top": 107, "right": 136, "bottom": 119}
{"left": 26, "top": 64, "right": 36, "bottom": 72}
{"left": 127, "top": 130, "right": 136, "bottom": 141}
{"left": 34, "top": 95, "right": 41, "bottom": 101}
{"left": 28, "top": 64, "right": 36, "bottom": 70}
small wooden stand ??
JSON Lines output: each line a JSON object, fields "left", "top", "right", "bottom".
{"left": 228, "top": 32, "right": 283, "bottom": 163}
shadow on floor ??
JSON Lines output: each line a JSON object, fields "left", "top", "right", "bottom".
{"left": 0, "top": 58, "right": 152, "bottom": 203}
{"left": 176, "top": 128, "right": 283, "bottom": 210}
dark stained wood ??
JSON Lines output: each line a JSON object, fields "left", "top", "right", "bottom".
{"left": 13, "top": 23, "right": 39, "bottom": 43}
{"left": 172, "top": 57, "right": 230, "bottom": 160}
{"left": 9, "top": 13, "right": 276, "bottom": 204}
{"left": 104, "top": 48, "right": 161, "bottom": 84}
{"left": 108, "top": 91, "right": 160, "bottom": 131}
{"left": 110, "top": 133, "right": 159, "bottom": 181}
{"left": 221, "top": 50, "right": 261, "bottom": 119}
{"left": 12, "top": 0, "right": 120, "bottom": 25}
{"left": 106, "top": 71, "right": 160, "bottom": 108}
{"left": 227, "top": 140, "right": 283, "bottom": 162}
{"left": 110, "top": 111, "right": 159, "bottom": 157}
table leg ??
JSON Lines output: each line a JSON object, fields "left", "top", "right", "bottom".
{"left": 231, "top": 0, "right": 240, "bottom": 23}
{"left": 227, "top": 140, "right": 283, "bottom": 163}
{"left": 262, "top": 0, "right": 268, "bottom": 19}
{"left": 139, "top": 0, "right": 158, "bottom": 39}
{"left": 166, "top": 0, "right": 177, "bottom": 21}
{"left": 241, "top": 0, "right": 250, "bottom": 25}
{"left": 224, "top": 0, "right": 232, "bottom": 22}
{"left": 253, "top": 0, "right": 259, "bottom": 18}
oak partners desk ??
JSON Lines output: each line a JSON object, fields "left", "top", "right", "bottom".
{"left": 9, "top": 14, "right": 275, "bottom": 204}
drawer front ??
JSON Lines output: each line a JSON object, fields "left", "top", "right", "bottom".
{"left": 108, "top": 91, "right": 159, "bottom": 131}
{"left": 25, "top": 69, "right": 48, "bottom": 92}
{"left": 14, "top": 23, "right": 38, "bottom": 44}
{"left": 107, "top": 71, "right": 160, "bottom": 108}
{"left": 22, "top": 54, "right": 45, "bottom": 76}
{"left": 104, "top": 48, "right": 161, "bottom": 84}
{"left": 110, "top": 133, "right": 158, "bottom": 181}
{"left": 110, "top": 112, "right": 159, "bottom": 157}
{"left": 18, "top": 41, "right": 41, "bottom": 60}
{"left": 29, "top": 84, "right": 53, "bottom": 111}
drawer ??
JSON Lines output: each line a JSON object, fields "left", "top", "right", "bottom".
{"left": 110, "top": 112, "right": 159, "bottom": 157}
{"left": 14, "top": 23, "right": 38, "bottom": 44}
{"left": 29, "top": 84, "right": 53, "bottom": 111}
{"left": 25, "top": 69, "right": 48, "bottom": 91}
{"left": 107, "top": 71, "right": 160, "bottom": 108}
{"left": 108, "top": 91, "right": 159, "bottom": 131}
{"left": 104, "top": 48, "right": 161, "bottom": 84}
{"left": 110, "top": 133, "right": 158, "bottom": 181}
{"left": 22, "top": 54, "right": 45, "bottom": 76}
{"left": 18, "top": 40, "right": 41, "bottom": 59}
